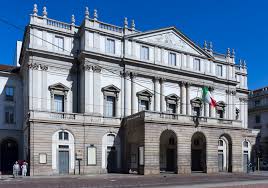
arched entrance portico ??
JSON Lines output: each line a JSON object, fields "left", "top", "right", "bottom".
{"left": 218, "top": 134, "right": 232, "bottom": 172}
{"left": 1, "top": 138, "right": 18, "bottom": 174}
{"left": 160, "top": 130, "right": 177, "bottom": 173}
{"left": 102, "top": 133, "right": 121, "bottom": 173}
{"left": 191, "top": 132, "right": 206, "bottom": 172}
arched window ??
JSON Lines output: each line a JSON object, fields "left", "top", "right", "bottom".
{"left": 169, "top": 137, "right": 175, "bottom": 145}
{"left": 191, "top": 98, "right": 202, "bottom": 116}
{"left": 216, "top": 101, "right": 226, "bottom": 119}
{"left": 58, "top": 131, "right": 69, "bottom": 141}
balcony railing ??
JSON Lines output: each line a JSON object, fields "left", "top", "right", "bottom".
{"left": 129, "top": 111, "right": 241, "bottom": 128}
{"left": 29, "top": 110, "right": 121, "bottom": 125}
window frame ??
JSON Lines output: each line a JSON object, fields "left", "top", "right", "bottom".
{"left": 5, "top": 106, "right": 15, "bottom": 124}
{"left": 216, "top": 64, "right": 223, "bottom": 77}
{"left": 137, "top": 90, "right": 153, "bottom": 112}
{"left": 102, "top": 85, "right": 120, "bottom": 117}
{"left": 106, "top": 38, "right": 115, "bottom": 54}
{"left": 54, "top": 36, "right": 64, "bottom": 51}
{"left": 140, "top": 46, "right": 149, "bottom": 60}
{"left": 5, "top": 86, "right": 15, "bottom": 101}
{"left": 168, "top": 52, "right": 176, "bottom": 66}
{"left": 193, "top": 58, "right": 201, "bottom": 71}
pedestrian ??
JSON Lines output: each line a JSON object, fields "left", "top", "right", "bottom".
{"left": 13, "top": 161, "right": 20, "bottom": 178}
{"left": 21, "top": 162, "right": 27, "bottom": 176}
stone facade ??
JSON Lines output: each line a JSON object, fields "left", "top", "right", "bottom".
{"left": 0, "top": 4, "right": 258, "bottom": 175}
{"left": 248, "top": 87, "right": 268, "bottom": 168}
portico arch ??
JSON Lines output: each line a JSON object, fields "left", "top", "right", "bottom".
{"left": 159, "top": 129, "right": 177, "bottom": 173}
{"left": 1, "top": 138, "right": 18, "bottom": 174}
{"left": 191, "top": 132, "right": 206, "bottom": 172}
{"left": 218, "top": 134, "right": 232, "bottom": 172}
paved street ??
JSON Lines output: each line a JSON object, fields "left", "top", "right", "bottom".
{"left": 1, "top": 173, "right": 268, "bottom": 188}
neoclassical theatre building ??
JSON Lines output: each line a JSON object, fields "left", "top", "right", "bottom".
{"left": 0, "top": 5, "right": 258, "bottom": 175}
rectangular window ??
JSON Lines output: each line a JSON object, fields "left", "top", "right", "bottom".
{"left": 256, "top": 115, "right": 261, "bottom": 123}
{"left": 141, "top": 46, "right": 149, "bottom": 60}
{"left": 105, "top": 96, "right": 115, "bottom": 117}
{"left": 5, "top": 87, "right": 14, "bottom": 101}
{"left": 5, "top": 107, "right": 14, "bottom": 124}
{"left": 216, "top": 65, "right": 223, "bottom": 76}
{"left": 167, "top": 103, "right": 176, "bottom": 114}
{"left": 168, "top": 53, "right": 176, "bottom": 66}
{"left": 255, "top": 100, "right": 261, "bottom": 107}
{"left": 54, "top": 95, "right": 64, "bottom": 112}
{"left": 54, "top": 36, "right": 64, "bottom": 51}
{"left": 193, "top": 58, "right": 201, "bottom": 71}
{"left": 139, "top": 100, "right": 149, "bottom": 111}
{"left": 106, "top": 38, "right": 115, "bottom": 54}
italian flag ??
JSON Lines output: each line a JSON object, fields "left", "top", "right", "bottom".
{"left": 202, "top": 87, "right": 217, "bottom": 107}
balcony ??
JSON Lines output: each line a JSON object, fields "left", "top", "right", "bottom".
{"left": 127, "top": 111, "right": 242, "bottom": 128}
{"left": 28, "top": 110, "right": 122, "bottom": 126}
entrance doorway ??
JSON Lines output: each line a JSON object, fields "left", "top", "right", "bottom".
{"left": 160, "top": 130, "right": 177, "bottom": 173}
{"left": 1, "top": 139, "right": 18, "bottom": 174}
{"left": 218, "top": 134, "right": 232, "bottom": 172}
{"left": 58, "top": 150, "right": 69, "bottom": 174}
{"left": 191, "top": 132, "right": 206, "bottom": 172}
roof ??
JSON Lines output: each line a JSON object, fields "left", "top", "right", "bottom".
{"left": 0, "top": 64, "right": 19, "bottom": 73}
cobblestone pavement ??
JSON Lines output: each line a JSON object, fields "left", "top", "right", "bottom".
{"left": 1, "top": 173, "right": 268, "bottom": 188}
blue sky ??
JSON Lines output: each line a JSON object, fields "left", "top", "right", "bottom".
{"left": 0, "top": 0, "right": 266, "bottom": 90}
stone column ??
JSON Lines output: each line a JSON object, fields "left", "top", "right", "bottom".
{"left": 93, "top": 66, "right": 102, "bottom": 115}
{"left": 124, "top": 71, "right": 132, "bottom": 116}
{"left": 40, "top": 64, "right": 48, "bottom": 111}
{"left": 160, "top": 78, "right": 165, "bottom": 112}
{"left": 154, "top": 77, "right": 161, "bottom": 112}
{"left": 131, "top": 73, "right": 138, "bottom": 114}
{"left": 179, "top": 82, "right": 186, "bottom": 115}
{"left": 186, "top": 83, "right": 191, "bottom": 115}
{"left": 120, "top": 71, "right": 125, "bottom": 117}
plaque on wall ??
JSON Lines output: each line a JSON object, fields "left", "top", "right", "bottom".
{"left": 87, "top": 146, "right": 96, "bottom": 165}
{"left": 139, "top": 146, "right": 144, "bottom": 165}
{"left": 39, "top": 153, "right": 47, "bottom": 164}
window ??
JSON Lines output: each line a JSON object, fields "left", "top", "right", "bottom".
{"left": 167, "top": 103, "right": 176, "bottom": 114}
{"left": 102, "top": 85, "right": 120, "bottom": 117}
{"left": 5, "top": 87, "right": 14, "bottom": 101}
{"left": 105, "top": 96, "right": 115, "bottom": 117}
{"left": 139, "top": 100, "right": 149, "bottom": 111}
{"left": 168, "top": 53, "right": 176, "bottom": 66}
{"left": 191, "top": 98, "right": 202, "bottom": 116}
{"left": 106, "top": 38, "right": 115, "bottom": 54}
{"left": 193, "top": 58, "right": 201, "bottom": 71}
{"left": 169, "top": 137, "right": 175, "bottom": 145}
{"left": 59, "top": 131, "right": 69, "bottom": 141}
{"left": 216, "top": 101, "right": 226, "bottom": 119}
{"left": 256, "top": 115, "right": 261, "bottom": 123}
{"left": 243, "top": 141, "right": 249, "bottom": 148}
{"left": 137, "top": 90, "right": 152, "bottom": 111}
{"left": 54, "top": 95, "right": 64, "bottom": 112}
{"left": 141, "top": 46, "right": 149, "bottom": 60}
{"left": 255, "top": 100, "right": 261, "bottom": 107}
{"left": 54, "top": 36, "right": 64, "bottom": 51}
{"left": 5, "top": 107, "right": 14, "bottom": 124}
{"left": 216, "top": 65, "right": 223, "bottom": 76}
{"left": 193, "top": 107, "right": 201, "bottom": 116}
{"left": 235, "top": 108, "right": 240, "bottom": 120}
{"left": 218, "top": 140, "right": 223, "bottom": 146}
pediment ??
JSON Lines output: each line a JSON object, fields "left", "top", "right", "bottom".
{"left": 48, "top": 83, "right": 70, "bottom": 91}
{"left": 128, "top": 27, "right": 212, "bottom": 58}
{"left": 101, "top": 84, "right": 120, "bottom": 93}
{"left": 136, "top": 89, "right": 153, "bottom": 97}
